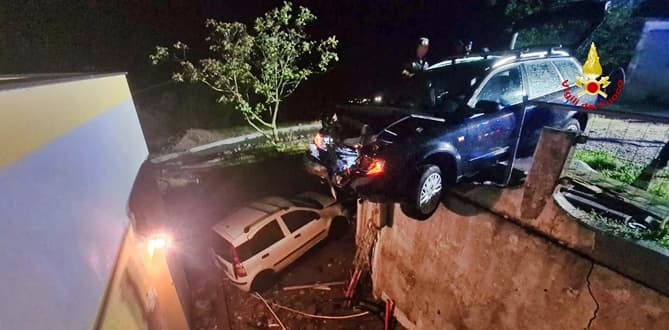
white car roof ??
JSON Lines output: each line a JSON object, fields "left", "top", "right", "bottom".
{"left": 212, "top": 206, "right": 271, "bottom": 241}
{"left": 211, "top": 197, "right": 294, "bottom": 241}
{"left": 211, "top": 192, "right": 334, "bottom": 242}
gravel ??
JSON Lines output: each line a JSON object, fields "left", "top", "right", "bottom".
{"left": 579, "top": 115, "right": 669, "bottom": 167}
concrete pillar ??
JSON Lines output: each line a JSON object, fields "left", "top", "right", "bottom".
{"left": 355, "top": 200, "right": 392, "bottom": 272}
{"left": 521, "top": 127, "right": 576, "bottom": 219}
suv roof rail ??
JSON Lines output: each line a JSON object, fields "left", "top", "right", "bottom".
{"left": 518, "top": 45, "right": 569, "bottom": 56}
{"left": 500, "top": 45, "right": 569, "bottom": 59}
{"left": 429, "top": 45, "right": 570, "bottom": 70}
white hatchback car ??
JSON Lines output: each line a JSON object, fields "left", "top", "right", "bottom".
{"left": 211, "top": 191, "right": 348, "bottom": 292}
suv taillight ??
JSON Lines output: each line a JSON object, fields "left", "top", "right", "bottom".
{"left": 231, "top": 247, "right": 247, "bottom": 278}
{"left": 366, "top": 158, "right": 385, "bottom": 175}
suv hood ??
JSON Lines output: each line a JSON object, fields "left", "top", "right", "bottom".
{"left": 327, "top": 105, "right": 415, "bottom": 134}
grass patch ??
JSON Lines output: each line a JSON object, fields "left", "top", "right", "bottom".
{"left": 573, "top": 150, "right": 641, "bottom": 184}
{"left": 217, "top": 121, "right": 319, "bottom": 140}
{"left": 581, "top": 210, "right": 669, "bottom": 250}
{"left": 573, "top": 150, "right": 619, "bottom": 171}
{"left": 573, "top": 149, "right": 669, "bottom": 200}
{"left": 213, "top": 130, "right": 312, "bottom": 167}
{"left": 658, "top": 234, "right": 669, "bottom": 250}
{"left": 571, "top": 149, "right": 669, "bottom": 249}
{"left": 649, "top": 180, "right": 669, "bottom": 200}
{"left": 581, "top": 211, "right": 645, "bottom": 240}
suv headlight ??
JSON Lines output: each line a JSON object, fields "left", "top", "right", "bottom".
{"left": 313, "top": 133, "right": 332, "bottom": 150}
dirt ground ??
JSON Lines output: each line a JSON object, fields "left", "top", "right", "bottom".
{"left": 159, "top": 155, "right": 386, "bottom": 329}
{"left": 189, "top": 227, "right": 383, "bottom": 330}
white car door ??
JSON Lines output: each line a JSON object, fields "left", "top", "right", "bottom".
{"left": 274, "top": 208, "right": 327, "bottom": 270}
{"left": 240, "top": 218, "right": 290, "bottom": 276}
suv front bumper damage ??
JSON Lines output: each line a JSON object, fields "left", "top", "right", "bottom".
{"left": 303, "top": 155, "right": 328, "bottom": 179}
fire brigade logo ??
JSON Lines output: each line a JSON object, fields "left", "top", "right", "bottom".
{"left": 576, "top": 43, "right": 610, "bottom": 97}
{"left": 562, "top": 42, "right": 624, "bottom": 110}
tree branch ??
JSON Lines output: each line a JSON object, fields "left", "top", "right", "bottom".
{"left": 243, "top": 112, "right": 273, "bottom": 140}
{"left": 200, "top": 79, "right": 224, "bottom": 93}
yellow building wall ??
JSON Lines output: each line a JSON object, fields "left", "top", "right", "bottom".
{"left": 0, "top": 74, "right": 189, "bottom": 329}
{"left": 96, "top": 221, "right": 190, "bottom": 330}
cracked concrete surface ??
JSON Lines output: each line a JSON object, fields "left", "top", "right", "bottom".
{"left": 369, "top": 197, "right": 669, "bottom": 329}
{"left": 585, "top": 262, "right": 599, "bottom": 329}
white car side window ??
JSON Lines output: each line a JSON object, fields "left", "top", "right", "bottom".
{"left": 282, "top": 210, "right": 319, "bottom": 232}
{"left": 238, "top": 220, "right": 284, "bottom": 259}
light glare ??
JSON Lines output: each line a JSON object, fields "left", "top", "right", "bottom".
{"left": 148, "top": 234, "right": 169, "bottom": 257}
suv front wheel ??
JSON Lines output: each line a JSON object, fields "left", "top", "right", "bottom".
{"left": 401, "top": 165, "right": 443, "bottom": 220}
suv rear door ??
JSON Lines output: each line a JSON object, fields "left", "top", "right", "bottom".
{"left": 552, "top": 58, "right": 597, "bottom": 107}
{"left": 519, "top": 60, "right": 566, "bottom": 152}
{"left": 466, "top": 66, "right": 524, "bottom": 169}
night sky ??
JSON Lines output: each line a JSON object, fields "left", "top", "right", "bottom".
{"left": 194, "top": 1, "right": 508, "bottom": 107}
{"left": 0, "top": 1, "right": 523, "bottom": 120}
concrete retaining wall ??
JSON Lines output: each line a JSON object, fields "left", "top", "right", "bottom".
{"left": 370, "top": 199, "right": 669, "bottom": 329}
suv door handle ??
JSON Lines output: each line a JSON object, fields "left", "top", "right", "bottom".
{"left": 294, "top": 233, "right": 302, "bottom": 239}
{"left": 261, "top": 253, "right": 269, "bottom": 259}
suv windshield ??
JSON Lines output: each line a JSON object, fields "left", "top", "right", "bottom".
{"left": 428, "top": 60, "right": 491, "bottom": 103}
{"left": 368, "top": 60, "right": 490, "bottom": 110}
{"left": 379, "top": 116, "right": 424, "bottom": 141}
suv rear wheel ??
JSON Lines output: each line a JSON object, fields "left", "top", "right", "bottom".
{"left": 401, "top": 165, "right": 443, "bottom": 220}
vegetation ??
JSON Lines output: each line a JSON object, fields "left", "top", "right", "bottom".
{"left": 573, "top": 150, "right": 669, "bottom": 200}
{"left": 505, "top": 0, "right": 643, "bottom": 70}
{"left": 577, "top": 2, "right": 644, "bottom": 70}
{"left": 581, "top": 211, "right": 669, "bottom": 250}
{"left": 570, "top": 149, "right": 669, "bottom": 250}
{"left": 151, "top": 2, "right": 338, "bottom": 146}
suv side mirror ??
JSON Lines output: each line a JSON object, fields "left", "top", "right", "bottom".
{"left": 475, "top": 100, "right": 502, "bottom": 114}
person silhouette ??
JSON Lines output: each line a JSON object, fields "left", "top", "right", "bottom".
{"left": 402, "top": 37, "right": 430, "bottom": 77}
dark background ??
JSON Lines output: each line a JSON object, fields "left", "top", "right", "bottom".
{"left": 1, "top": 0, "right": 662, "bottom": 140}
{"left": 0, "top": 1, "right": 511, "bottom": 103}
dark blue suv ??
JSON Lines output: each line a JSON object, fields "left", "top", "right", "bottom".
{"left": 305, "top": 49, "right": 594, "bottom": 219}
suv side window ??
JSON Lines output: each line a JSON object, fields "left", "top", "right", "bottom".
{"left": 553, "top": 60, "right": 581, "bottom": 84}
{"left": 477, "top": 67, "right": 524, "bottom": 106}
{"left": 523, "top": 61, "right": 563, "bottom": 99}
{"left": 237, "top": 220, "right": 284, "bottom": 260}
{"left": 282, "top": 210, "right": 319, "bottom": 232}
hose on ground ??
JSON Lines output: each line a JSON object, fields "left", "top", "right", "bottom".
{"left": 252, "top": 293, "right": 371, "bottom": 321}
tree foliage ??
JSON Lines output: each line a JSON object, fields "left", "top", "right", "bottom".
{"left": 504, "top": 0, "right": 643, "bottom": 70}
{"left": 577, "top": 3, "right": 643, "bottom": 70}
{"left": 151, "top": 2, "right": 338, "bottom": 144}
{"left": 504, "top": 0, "right": 551, "bottom": 18}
